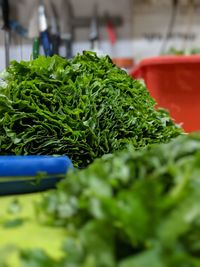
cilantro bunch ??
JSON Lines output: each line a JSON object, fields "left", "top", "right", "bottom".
{"left": 37, "top": 133, "right": 200, "bottom": 267}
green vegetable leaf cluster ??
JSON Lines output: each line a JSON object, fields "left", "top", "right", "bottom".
{"left": 36, "top": 133, "right": 200, "bottom": 267}
{"left": 0, "top": 52, "right": 181, "bottom": 167}
{"left": 166, "top": 47, "right": 200, "bottom": 55}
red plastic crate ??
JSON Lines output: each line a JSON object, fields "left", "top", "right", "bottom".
{"left": 130, "top": 55, "right": 200, "bottom": 133}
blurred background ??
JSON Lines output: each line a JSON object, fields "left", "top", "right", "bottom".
{"left": 1, "top": 0, "right": 200, "bottom": 71}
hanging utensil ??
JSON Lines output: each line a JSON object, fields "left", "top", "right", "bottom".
{"left": 59, "top": 0, "right": 74, "bottom": 59}
{"left": 1, "top": 0, "right": 10, "bottom": 68}
{"left": 160, "top": 0, "right": 179, "bottom": 55}
{"left": 89, "top": 3, "right": 99, "bottom": 51}
{"left": 32, "top": 37, "right": 40, "bottom": 59}
{"left": 89, "top": 4, "right": 104, "bottom": 56}
{"left": 48, "top": 0, "right": 60, "bottom": 55}
{"left": 182, "top": 0, "right": 195, "bottom": 52}
{"left": 27, "top": 1, "right": 40, "bottom": 59}
{"left": 105, "top": 13, "right": 117, "bottom": 46}
{"left": 38, "top": 0, "right": 52, "bottom": 57}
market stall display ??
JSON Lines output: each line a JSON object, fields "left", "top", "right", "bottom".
{"left": 1, "top": 0, "right": 200, "bottom": 266}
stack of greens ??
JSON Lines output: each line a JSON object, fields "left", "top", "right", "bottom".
{"left": 1, "top": 133, "right": 200, "bottom": 267}
{"left": 0, "top": 52, "right": 181, "bottom": 167}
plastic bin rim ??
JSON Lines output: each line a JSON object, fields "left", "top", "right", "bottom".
{"left": 135, "top": 55, "right": 200, "bottom": 68}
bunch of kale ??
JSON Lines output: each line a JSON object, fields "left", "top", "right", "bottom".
{"left": 0, "top": 52, "right": 181, "bottom": 167}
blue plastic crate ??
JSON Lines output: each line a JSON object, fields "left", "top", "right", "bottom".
{"left": 0, "top": 155, "right": 73, "bottom": 196}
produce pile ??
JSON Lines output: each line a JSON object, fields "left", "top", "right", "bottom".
{"left": 0, "top": 51, "right": 181, "bottom": 167}
{"left": 166, "top": 47, "right": 200, "bottom": 55}
{"left": 0, "top": 51, "right": 189, "bottom": 266}
{"left": 1, "top": 133, "right": 200, "bottom": 267}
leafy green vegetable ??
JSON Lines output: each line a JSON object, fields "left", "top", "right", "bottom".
{"left": 35, "top": 133, "right": 200, "bottom": 267}
{"left": 1, "top": 133, "right": 200, "bottom": 266}
{"left": 166, "top": 47, "right": 200, "bottom": 55}
{"left": 0, "top": 51, "right": 181, "bottom": 167}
